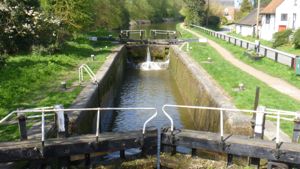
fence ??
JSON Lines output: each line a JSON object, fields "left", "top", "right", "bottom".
{"left": 190, "top": 24, "right": 297, "bottom": 68}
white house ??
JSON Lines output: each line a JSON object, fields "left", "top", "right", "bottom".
{"left": 235, "top": 9, "right": 259, "bottom": 37}
{"left": 260, "top": 0, "right": 300, "bottom": 41}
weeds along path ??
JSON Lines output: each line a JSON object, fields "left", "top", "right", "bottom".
{"left": 181, "top": 23, "right": 300, "bottom": 102}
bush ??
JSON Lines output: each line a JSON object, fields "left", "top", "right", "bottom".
{"left": 293, "top": 28, "right": 300, "bottom": 49}
{"left": 0, "top": 54, "right": 8, "bottom": 68}
{"left": 207, "top": 16, "right": 221, "bottom": 30}
{"left": 31, "top": 44, "right": 60, "bottom": 56}
{"left": 272, "top": 29, "right": 293, "bottom": 48}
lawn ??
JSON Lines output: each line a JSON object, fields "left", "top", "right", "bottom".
{"left": 227, "top": 32, "right": 300, "bottom": 56}
{"left": 190, "top": 27, "right": 300, "bottom": 90}
{"left": 178, "top": 25, "right": 300, "bottom": 137}
{"left": 0, "top": 30, "right": 115, "bottom": 141}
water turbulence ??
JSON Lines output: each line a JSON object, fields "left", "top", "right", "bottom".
{"left": 139, "top": 46, "right": 169, "bottom": 71}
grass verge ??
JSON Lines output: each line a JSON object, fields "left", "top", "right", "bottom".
{"left": 178, "top": 24, "right": 300, "bottom": 137}
{"left": 0, "top": 30, "right": 115, "bottom": 141}
{"left": 191, "top": 27, "right": 300, "bottom": 90}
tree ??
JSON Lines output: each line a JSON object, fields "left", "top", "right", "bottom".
{"left": 43, "top": 0, "right": 93, "bottom": 32}
{"left": 0, "top": 0, "right": 61, "bottom": 54}
{"left": 93, "top": 0, "right": 129, "bottom": 29}
{"left": 181, "top": 0, "right": 206, "bottom": 25}
{"left": 240, "top": 0, "right": 253, "bottom": 13}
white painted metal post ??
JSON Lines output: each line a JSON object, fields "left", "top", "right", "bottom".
{"left": 96, "top": 108, "right": 100, "bottom": 142}
{"left": 220, "top": 110, "right": 224, "bottom": 141}
{"left": 41, "top": 109, "right": 45, "bottom": 143}
{"left": 276, "top": 111, "right": 280, "bottom": 145}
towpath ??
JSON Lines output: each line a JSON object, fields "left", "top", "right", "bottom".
{"left": 181, "top": 24, "right": 300, "bottom": 102}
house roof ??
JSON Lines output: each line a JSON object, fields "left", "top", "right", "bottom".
{"left": 236, "top": 9, "right": 258, "bottom": 26}
{"left": 260, "top": 0, "right": 284, "bottom": 14}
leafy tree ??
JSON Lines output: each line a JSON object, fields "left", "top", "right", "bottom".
{"left": 0, "top": 0, "right": 61, "bottom": 54}
{"left": 43, "top": 0, "right": 93, "bottom": 32}
{"left": 240, "top": 0, "right": 253, "bottom": 13}
{"left": 93, "top": 0, "right": 129, "bottom": 29}
{"left": 181, "top": 0, "right": 206, "bottom": 25}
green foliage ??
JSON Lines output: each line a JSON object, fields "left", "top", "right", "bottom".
{"left": 207, "top": 16, "right": 221, "bottom": 29}
{"left": 44, "top": 0, "right": 93, "bottom": 32}
{"left": 272, "top": 29, "right": 293, "bottom": 48}
{"left": 235, "top": 0, "right": 253, "bottom": 21}
{"left": 0, "top": 30, "right": 112, "bottom": 141}
{"left": 293, "top": 28, "right": 300, "bottom": 49}
{"left": 0, "top": 0, "right": 61, "bottom": 54}
{"left": 181, "top": 0, "right": 206, "bottom": 25}
{"left": 93, "top": 0, "right": 129, "bottom": 29}
{"left": 240, "top": 0, "right": 252, "bottom": 13}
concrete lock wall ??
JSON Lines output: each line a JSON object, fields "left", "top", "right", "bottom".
{"left": 169, "top": 46, "right": 252, "bottom": 135}
{"left": 68, "top": 45, "right": 127, "bottom": 134}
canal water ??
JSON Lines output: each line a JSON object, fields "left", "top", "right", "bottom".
{"left": 111, "top": 69, "right": 185, "bottom": 132}
{"left": 110, "top": 22, "right": 192, "bottom": 133}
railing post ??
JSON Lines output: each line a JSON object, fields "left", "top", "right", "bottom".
{"left": 54, "top": 105, "right": 70, "bottom": 168}
{"left": 249, "top": 106, "right": 266, "bottom": 168}
{"left": 240, "top": 40, "right": 243, "bottom": 47}
{"left": 17, "top": 112, "right": 27, "bottom": 141}
{"left": 55, "top": 105, "right": 68, "bottom": 138}
{"left": 275, "top": 52, "right": 278, "bottom": 62}
{"left": 96, "top": 108, "right": 101, "bottom": 142}
{"left": 246, "top": 42, "right": 249, "bottom": 49}
{"left": 293, "top": 112, "right": 300, "bottom": 143}
{"left": 234, "top": 39, "right": 237, "bottom": 46}
{"left": 291, "top": 57, "right": 295, "bottom": 69}
{"left": 264, "top": 48, "right": 267, "bottom": 57}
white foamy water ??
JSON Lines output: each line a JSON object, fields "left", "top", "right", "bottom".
{"left": 139, "top": 46, "right": 169, "bottom": 71}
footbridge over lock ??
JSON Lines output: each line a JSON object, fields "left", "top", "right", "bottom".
{"left": 0, "top": 104, "right": 300, "bottom": 168}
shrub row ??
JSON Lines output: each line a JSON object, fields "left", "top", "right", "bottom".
{"left": 272, "top": 28, "right": 300, "bottom": 49}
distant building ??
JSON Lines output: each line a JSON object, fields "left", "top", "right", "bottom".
{"left": 260, "top": 0, "right": 300, "bottom": 40}
{"left": 235, "top": 9, "right": 259, "bottom": 36}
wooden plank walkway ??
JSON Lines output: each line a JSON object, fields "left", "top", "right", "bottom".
{"left": 161, "top": 129, "right": 300, "bottom": 165}
{"left": 0, "top": 130, "right": 157, "bottom": 163}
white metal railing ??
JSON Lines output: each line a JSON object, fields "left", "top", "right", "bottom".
{"left": 79, "top": 64, "right": 97, "bottom": 84}
{"left": 0, "top": 107, "right": 157, "bottom": 143}
{"left": 179, "top": 42, "right": 190, "bottom": 52}
{"left": 150, "top": 30, "right": 177, "bottom": 35}
{"left": 190, "top": 24, "right": 297, "bottom": 67}
{"left": 162, "top": 104, "right": 299, "bottom": 145}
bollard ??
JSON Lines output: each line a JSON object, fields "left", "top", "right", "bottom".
{"left": 293, "top": 112, "right": 300, "bottom": 143}
{"left": 17, "top": 113, "right": 27, "bottom": 141}
{"left": 91, "top": 54, "right": 95, "bottom": 61}
{"left": 61, "top": 81, "right": 67, "bottom": 90}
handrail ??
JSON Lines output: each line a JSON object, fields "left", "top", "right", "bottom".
{"left": 162, "top": 104, "right": 299, "bottom": 145}
{"left": 79, "top": 64, "right": 97, "bottom": 84}
{"left": 0, "top": 106, "right": 158, "bottom": 143}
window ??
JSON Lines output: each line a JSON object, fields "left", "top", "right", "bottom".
{"left": 281, "top": 14, "right": 288, "bottom": 21}
{"left": 295, "top": 0, "right": 298, "bottom": 6}
{"left": 266, "top": 14, "right": 271, "bottom": 24}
